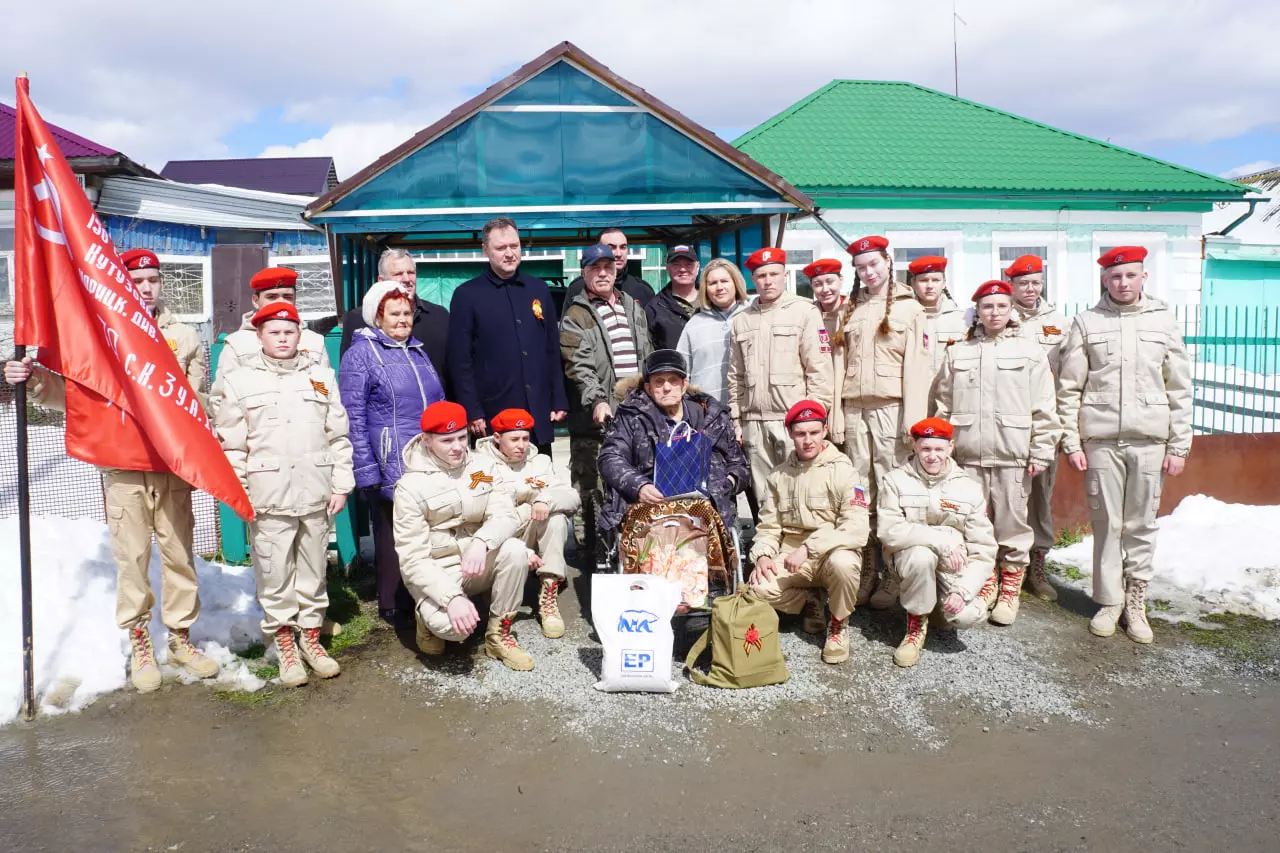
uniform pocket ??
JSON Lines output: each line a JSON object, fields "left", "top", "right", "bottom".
{"left": 242, "top": 392, "right": 280, "bottom": 423}
{"left": 1085, "top": 470, "right": 1102, "bottom": 511}
{"left": 770, "top": 325, "right": 802, "bottom": 383}
{"left": 1086, "top": 332, "right": 1117, "bottom": 362}
{"left": 897, "top": 494, "right": 929, "bottom": 523}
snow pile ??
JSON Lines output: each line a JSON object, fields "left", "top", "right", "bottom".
{"left": 1051, "top": 495, "right": 1280, "bottom": 621}
{"left": 0, "top": 516, "right": 266, "bottom": 724}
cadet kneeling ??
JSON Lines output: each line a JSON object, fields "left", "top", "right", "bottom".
{"left": 213, "top": 302, "right": 354, "bottom": 687}
{"left": 878, "top": 418, "right": 998, "bottom": 668}
{"left": 476, "top": 408, "right": 580, "bottom": 639}
{"left": 394, "top": 401, "right": 534, "bottom": 670}
{"left": 749, "top": 400, "right": 868, "bottom": 665}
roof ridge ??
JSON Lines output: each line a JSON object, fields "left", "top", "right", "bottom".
{"left": 731, "top": 80, "right": 843, "bottom": 148}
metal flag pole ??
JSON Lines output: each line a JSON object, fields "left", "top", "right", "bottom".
{"left": 15, "top": 71, "right": 36, "bottom": 721}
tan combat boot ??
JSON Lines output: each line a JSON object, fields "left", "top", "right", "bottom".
{"left": 273, "top": 628, "right": 308, "bottom": 687}
{"left": 1089, "top": 604, "right": 1124, "bottom": 637}
{"left": 989, "top": 564, "right": 1026, "bottom": 626}
{"left": 868, "top": 569, "right": 900, "bottom": 611}
{"left": 802, "top": 589, "right": 827, "bottom": 635}
{"left": 1025, "top": 548, "right": 1058, "bottom": 602}
{"left": 415, "top": 611, "right": 445, "bottom": 655}
{"left": 166, "top": 628, "right": 219, "bottom": 679}
{"left": 821, "top": 614, "right": 850, "bottom": 664}
{"left": 893, "top": 614, "right": 928, "bottom": 668}
{"left": 299, "top": 627, "right": 341, "bottom": 678}
{"left": 856, "top": 545, "right": 879, "bottom": 606}
{"left": 977, "top": 571, "right": 1000, "bottom": 612}
{"left": 485, "top": 613, "right": 535, "bottom": 671}
{"left": 538, "top": 577, "right": 565, "bottom": 639}
{"left": 1123, "top": 580, "right": 1154, "bottom": 645}
{"left": 128, "top": 625, "right": 162, "bottom": 693}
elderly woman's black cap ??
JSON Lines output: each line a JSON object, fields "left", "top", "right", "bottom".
{"left": 643, "top": 348, "right": 688, "bottom": 379}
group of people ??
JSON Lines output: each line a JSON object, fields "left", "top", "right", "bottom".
{"left": 2, "top": 218, "right": 1191, "bottom": 690}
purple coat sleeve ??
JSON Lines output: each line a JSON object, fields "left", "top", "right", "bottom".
{"left": 338, "top": 343, "right": 380, "bottom": 490}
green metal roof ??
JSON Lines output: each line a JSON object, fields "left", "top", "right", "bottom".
{"left": 733, "top": 81, "right": 1251, "bottom": 200}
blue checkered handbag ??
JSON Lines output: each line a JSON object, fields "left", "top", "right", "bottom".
{"left": 653, "top": 421, "right": 713, "bottom": 499}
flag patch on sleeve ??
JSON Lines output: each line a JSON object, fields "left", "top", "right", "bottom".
{"left": 818, "top": 327, "right": 832, "bottom": 354}
{"left": 851, "top": 486, "right": 868, "bottom": 507}
{"left": 923, "top": 332, "right": 930, "bottom": 351}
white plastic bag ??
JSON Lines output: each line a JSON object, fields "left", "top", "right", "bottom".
{"left": 592, "top": 573, "right": 680, "bottom": 693}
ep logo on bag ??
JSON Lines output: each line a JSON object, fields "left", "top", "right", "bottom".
{"left": 618, "top": 610, "right": 658, "bottom": 633}
{"left": 622, "top": 650, "right": 654, "bottom": 672}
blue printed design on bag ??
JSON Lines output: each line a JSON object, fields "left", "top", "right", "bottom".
{"left": 622, "top": 650, "right": 654, "bottom": 672}
{"left": 618, "top": 610, "right": 659, "bottom": 633}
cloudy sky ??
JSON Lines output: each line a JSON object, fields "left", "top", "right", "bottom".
{"left": 6, "top": 0, "right": 1280, "bottom": 182}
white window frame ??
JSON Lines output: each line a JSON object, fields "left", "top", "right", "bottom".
{"left": 885, "top": 230, "right": 964, "bottom": 284}
{"left": 0, "top": 251, "right": 13, "bottom": 310}
{"left": 157, "top": 253, "right": 212, "bottom": 324}
{"left": 990, "top": 231, "right": 1067, "bottom": 300}
{"left": 1091, "top": 232, "right": 1165, "bottom": 299}
{"left": 270, "top": 254, "right": 338, "bottom": 321}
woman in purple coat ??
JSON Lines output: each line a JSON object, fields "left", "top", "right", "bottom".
{"left": 339, "top": 281, "right": 446, "bottom": 624}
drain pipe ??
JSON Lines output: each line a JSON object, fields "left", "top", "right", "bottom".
{"left": 1211, "top": 198, "right": 1264, "bottom": 236}
{"left": 811, "top": 209, "right": 851, "bottom": 249}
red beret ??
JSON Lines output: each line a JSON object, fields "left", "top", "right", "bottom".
{"left": 250, "top": 301, "right": 300, "bottom": 328}
{"left": 250, "top": 267, "right": 299, "bottom": 292}
{"left": 745, "top": 247, "right": 787, "bottom": 272}
{"left": 1098, "top": 246, "right": 1148, "bottom": 268}
{"left": 490, "top": 408, "right": 535, "bottom": 433}
{"left": 1004, "top": 254, "right": 1043, "bottom": 278}
{"left": 784, "top": 399, "right": 827, "bottom": 428}
{"left": 908, "top": 255, "right": 947, "bottom": 276}
{"left": 120, "top": 249, "right": 160, "bottom": 271}
{"left": 802, "top": 258, "right": 842, "bottom": 279}
{"left": 971, "top": 280, "right": 1014, "bottom": 302}
{"left": 910, "top": 417, "right": 954, "bottom": 440}
{"left": 420, "top": 401, "right": 469, "bottom": 435}
{"left": 846, "top": 235, "right": 889, "bottom": 257}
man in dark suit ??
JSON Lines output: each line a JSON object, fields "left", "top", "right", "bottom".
{"left": 446, "top": 217, "right": 569, "bottom": 456}
{"left": 565, "top": 227, "right": 655, "bottom": 307}
{"left": 339, "top": 248, "right": 450, "bottom": 389}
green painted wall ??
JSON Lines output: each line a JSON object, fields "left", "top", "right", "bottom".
{"left": 1202, "top": 259, "right": 1280, "bottom": 308}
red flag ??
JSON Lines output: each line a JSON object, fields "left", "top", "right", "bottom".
{"left": 13, "top": 77, "right": 254, "bottom": 521}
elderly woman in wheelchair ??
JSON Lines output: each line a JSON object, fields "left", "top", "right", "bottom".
{"left": 596, "top": 349, "right": 749, "bottom": 608}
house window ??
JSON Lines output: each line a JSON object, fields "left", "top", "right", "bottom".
{"left": 0, "top": 252, "right": 12, "bottom": 316}
{"left": 275, "top": 257, "right": 336, "bottom": 319}
{"left": 158, "top": 259, "right": 208, "bottom": 318}
{"left": 786, "top": 249, "right": 816, "bottom": 297}
{"left": 893, "top": 247, "right": 945, "bottom": 284}
{"left": 999, "top": 245, "right": 1051, "bottom": 297}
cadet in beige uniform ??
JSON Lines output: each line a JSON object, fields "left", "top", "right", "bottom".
{"left": 4, "top": 248, "right": 218, "bottom": 693}
{"left": 905, "top": 255, "right": 968, "bottom": 379}
{"left": 1007, "top": 254, "right": 1068, "bottom": 601}
{"left": 748, "top": 401, "right": 868, "bottom": 665}
{"left": 211, "top": 266, "right": 330, "bottom": 412}
{"left": 805, "top": 258, "right": 848, "bottom": 449}
{"left": 934, "top": 280, "right": 1060, "bottom": 625}
{"left": 1058, "top": 246, "right": 1192, "bottom": 644}
{"left": 878, "top": 418, "right": 998, "bottom": 667}
{"left": 834, "top": 236, "right": 932, "bottom": 607}
{"left": 476, "top": 407, "right": 580, "bottom": 639}
{"left": 213, "top": 301, "right": 353, "bottom": 687}
{"left": 394, "top": 401, "right": 534, "bottom": 671}
{"left": 728, "top": 248, "right": 834, "bottom": 510}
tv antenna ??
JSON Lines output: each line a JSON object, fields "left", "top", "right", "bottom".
{"left": 953, "top": 2, "right": 967, "bottom": 96}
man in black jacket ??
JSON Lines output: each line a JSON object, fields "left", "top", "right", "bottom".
{"left": 645, "top": 243, "right": 700, "bottom": 351}
{"left": 565, "top": 228, "right": 655, "bottom": 307}
{"left": 339, "top": 249, "right": 450, "bottom": 390}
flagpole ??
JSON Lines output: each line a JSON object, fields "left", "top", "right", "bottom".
{"left": 15, "top": 72, "right": 36, "bottom": 721}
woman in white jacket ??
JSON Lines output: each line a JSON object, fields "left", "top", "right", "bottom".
{"left": 675, "top": 258, "right": 748, "bottom": 405}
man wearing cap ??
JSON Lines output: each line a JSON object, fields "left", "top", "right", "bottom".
{"left": 878, "top": 418, "right": 997, "bottom": 668}
{"left": 805, "top": 258, "right": 848, "bottom": 448}
{"left": 477, "top": 408, "right": 580, "bottom": 638}
{"left": 446, "top": 217, "right": 569, "bottom": 455}
{"left": 3, "top": 248, "right": 220, "bottom": 693}
{"left": 1058, "top": 246, "right": 1191, "bottom": 644}
{"left": 906, "top": 256, "right": 968, "bottom": 379}
{"left": 394, "top": 401, "right": 535, "bottom": 670}
{"left": 934, "top": 280, "right": 1059, "bottom": 626}
{"left": 728, "top": 248, "right": 834, "bottom": 515}
{"left": 645, "top": 245, "right": 700, "bottom": 351}
{"left": 565, "top": 227, "right": 656, "bottom": 307}
{"left": 748, "top": 400, "right": 868, "bottom": 665}
{"left": 213, "top": 267, "right": 331, "bottom": 409}
{"left": 1006, "top": 254, "right": 1069, "bottom": 601}
{"left": 560, "top": 243, "right": 654, "bottom": 555}
{"left": 213, "top": 301, "right": 354, "bottom": 687}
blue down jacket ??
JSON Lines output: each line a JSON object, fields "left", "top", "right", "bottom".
{"left": 339, "top": 327, "right": 445, "bottom": 501}
{"left": 598, "top": 375, "right": 748, "bottom": 534}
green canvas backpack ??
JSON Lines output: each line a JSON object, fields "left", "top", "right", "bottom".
{"left": 684, "top": 590, "right": 790, "bottom": 689}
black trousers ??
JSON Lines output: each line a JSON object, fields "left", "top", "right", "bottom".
{"left": 371, "top": 496, "right": 415, "bottom": 614}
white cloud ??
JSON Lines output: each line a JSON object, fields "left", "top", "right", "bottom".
{"left": 260, "top": 121, "right": 424, "bottom": 180}
{"left": 4, "top": 0, "right": 1280, "bottom": 177}
{"left": 1222, "top": 161, "right": 1280, "bottom": 180}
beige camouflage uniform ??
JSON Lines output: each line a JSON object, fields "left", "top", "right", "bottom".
{"left": 211, "top": 311, "right": 329, "bottom": 413}
{"left": 1015, "top": 299, "right": 1069, "bottom": 553}
{"left": 476, "top": 435, "right": 580, "bottom": 580}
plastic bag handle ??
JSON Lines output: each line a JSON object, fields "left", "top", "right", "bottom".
{"left": 667, "top": 420, "right": 695, "bottom": 447}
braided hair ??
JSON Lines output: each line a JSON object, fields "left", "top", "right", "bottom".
{"left": 833, "top": 250, "right": 895, "bottom": 346}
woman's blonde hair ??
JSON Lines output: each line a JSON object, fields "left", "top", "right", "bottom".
{"left": 696, "top": 258, "right": 748, "bottom": 310}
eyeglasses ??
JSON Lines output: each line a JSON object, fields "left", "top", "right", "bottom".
{"left": 646, "top": 376, "right": 685, "bottom": 387}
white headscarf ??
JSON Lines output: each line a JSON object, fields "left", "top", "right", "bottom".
{"left": 361, "top": 281, "right": 413, "bottom": 329}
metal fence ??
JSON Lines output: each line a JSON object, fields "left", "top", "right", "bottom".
{"left": 1061, "top": 303, "right": 1279, "bottom": 435}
